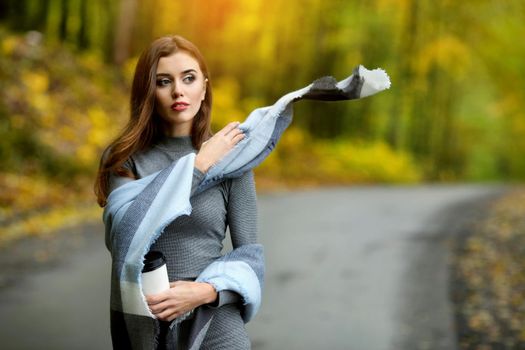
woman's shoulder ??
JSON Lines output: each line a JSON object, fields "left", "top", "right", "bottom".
{"left": 224, "top": 170, "right": 256, "bottom": 194}
{"left": 127, "top": 148, "right": 170, "bottom": 178}
{"left": 101, "top": 146, "right": 136, "bottom": 173}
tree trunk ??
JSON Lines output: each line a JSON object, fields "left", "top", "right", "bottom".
{"left": 113, "top": 0, "right": 138, "bottom": 64}
{"left": 59, "top": 0, "right": 69, "bottom": 41}
{"left": 8, "top": 0, "right": 27, "bottom": 31}
{"left": 387, "top": 0, "right": 419, "bottom": 149}
{"left": 77, "top": 0, "right": 89, "bottom": 50}
{"left": 0, "top": 1, "right": 10, "bottom": 22}
{"left": 33, "top": 0, "right": 50, "bottom": 32}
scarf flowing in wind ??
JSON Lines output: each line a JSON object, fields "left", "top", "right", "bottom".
{"left": 103, "top": 65, "right": 391, "bottom": 349}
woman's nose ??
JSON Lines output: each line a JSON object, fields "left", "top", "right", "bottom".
{"left": 171, "top": 81, "right": 183, "bottom": 97}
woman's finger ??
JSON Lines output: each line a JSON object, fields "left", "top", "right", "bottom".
{"left": 225, "top": 125, "right": 243, "bottom": 137}
{"left": 217, "top": 121, "right": 240, "bottom": 136}
{"left": 231, "top": 133, "right": 245, "bottom": 144}
{"left": 226, "top": 128, "right": 244, "bottom": 139}
{"left": 146, "top": 293, "right": 167, "bottom": 305}
{"left": 149, "top": 302, "right": 168, "bottom": 314}
{"left": 157, "top": 307, "right": 183, "bottom": 321}
{"left": 150, "top": 298, "right": 173, "bottom": 313}
{"left": 156, "top": 307, "right": 174, "bottom": 320}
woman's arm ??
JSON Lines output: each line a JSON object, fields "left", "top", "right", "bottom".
{"left": 226, "top": 170, "right": 258, "bottom": 247}
{"left": 198, "top": 171, "right": 258, "bottom": 310}
{"left": 146, "top": 171, "right": 258, "bottom": 320}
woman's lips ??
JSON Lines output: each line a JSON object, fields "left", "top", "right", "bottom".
{"left": 171, "top": 102, "right": 189, "bottom": 111}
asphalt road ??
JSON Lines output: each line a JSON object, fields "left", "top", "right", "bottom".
{"left": 0, "top": 185, "right": 504, "bottom": 350}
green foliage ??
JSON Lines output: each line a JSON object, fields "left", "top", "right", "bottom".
{"left": 2, "top": 0, "right": 525, "bottom": 182}
{"left": 0, "top": 28, "right": 127, "bottom": 178}
{"left": 208, "top": 76, "right": 422, "bottom": 186}
{"left": 0, "top": 28, "right": 126, "bottom": 234}
{"left": 255, "top": 128, "right": 421, "bottom": 188}
{"left": 1, "top": 0, "right": 525, "bottom": 240}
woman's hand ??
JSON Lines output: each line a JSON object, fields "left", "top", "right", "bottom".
{"left": 146, "top": 281, "right": 217, "bottom": 322}
{"left": 194, "top": 121, "right": 245, "bottom": 173}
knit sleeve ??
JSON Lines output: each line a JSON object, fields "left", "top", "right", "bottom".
{"left": 226, "top": 171, "right": 258, "bottom": 247}
{"left": 208, "top": 290, "right": 240, "bottom": 308}
{"left": 191, "top": 168, "right": 205, "bottom": 195}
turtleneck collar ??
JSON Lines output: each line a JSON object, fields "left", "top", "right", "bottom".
{"left": 154, "top": 135, "right": 195, "bottom": 152}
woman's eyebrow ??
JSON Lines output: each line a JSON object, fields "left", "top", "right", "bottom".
{"left": 156, "top": 69, "right": 196, "bottom": 77}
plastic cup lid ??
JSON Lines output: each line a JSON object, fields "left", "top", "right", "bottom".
{"left": 142, "top": 251, "right": 166, "bottom": 272}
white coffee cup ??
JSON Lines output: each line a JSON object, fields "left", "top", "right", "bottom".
{"left": 141, "top": 251, "right": 170, "bottom": 296}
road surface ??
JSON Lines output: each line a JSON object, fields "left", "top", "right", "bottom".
{"left": 0, "top": 185, "right": 504, "bottom": 350}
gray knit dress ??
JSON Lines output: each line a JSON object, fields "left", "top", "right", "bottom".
{"left": 109, "top": 135, "right": 257, "bottom": 349}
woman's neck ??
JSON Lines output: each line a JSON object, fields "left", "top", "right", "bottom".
{"left": 163, "top": 121, "right": 192, "bottom": 137}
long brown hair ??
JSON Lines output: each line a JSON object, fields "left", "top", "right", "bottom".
{"left": 94, "top": 35, "right": 213, "bottom": 207}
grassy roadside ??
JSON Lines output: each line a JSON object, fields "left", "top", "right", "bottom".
{"left": 0, "top": 174, "right": 101, "bottom": 247}
{"left": 0, "top": 177, "right": 309, "bottom": 247}
{"left": 451, "top": 188, "right": 525, "bottom": 349}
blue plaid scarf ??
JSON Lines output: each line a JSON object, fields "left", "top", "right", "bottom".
{"left": 103, "top": 65, "right": 390, "bottom": 349}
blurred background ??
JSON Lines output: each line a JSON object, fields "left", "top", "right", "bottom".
{"left": 1, "top": 0, "right": 524, "bottom": 230}
{"left": 0, "top": 0, "right": 524, "bottom": 348}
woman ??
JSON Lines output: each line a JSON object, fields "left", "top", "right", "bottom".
{"left": 95, "top": 35, "right": 257, "bottom": 349}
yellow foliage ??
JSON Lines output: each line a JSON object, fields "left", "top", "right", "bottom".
{"left": 0, "top": 204, "right": 100, "bottom": 246}
{"left": 327, "top": 141, "right": 421, "bottom": 183}
{"left": 22, "top": 70, "right": 49, "bottom": 93}
{"left": 10, "top": 114, "right": 26, "bottom": 129}
{"left": 455, "top": 190, "right": 525, "bottom": 345}
{"left": 78, "top": 51, "right": 104, "bottom": 71}
{"left": 416, "top": 35, "right": 471, "bottom": 77}
{"left": 1, "top": 35, "right": 18, "bottom": 55}
{"left": 57, "top": 125, "right": 77, "bottom": 142}
{"left": 211, "top": 77, "right": 246, "bottom": 128}
{"left": 31, "top": 94, "right": 51, "bottom": 113}
{"left": 149, "top": 1, "right": 182, "bottom": 39}
{"left": 39, "top": 112, "right": 57, "bottom": 128}
{"left": 494, "top": 95, "right": 520, "bottom": 117}
{"left": 0, "top": 172, "right": 100, "bottom": 244}
{"left": 278, "top": 127, "right": 308, "bottom": 151}
{"left": 256, "top": 127, "right": 421, "bottom": 190}
{"left": 77, "top": 144, "right": 96, "bottom": 164}
{"left": 1, "top": 174, "right": 73, "bottom": 213}
{"left": 20, "top": 70, "right": 52, "bottom": 128}
{"left": 123, "top": 56, "right": 139, "bottom": 86}
{"left": 1, "top": 34, "right": 128, "bottom": 166}
{"left": 0, "top": 32, "right": 129, "bottom": 243}
{"left": 376, "top": 0, "right": 409, "bottom": 12}
{"left": 88, "top": 107, "right": 113, "bottom": 147}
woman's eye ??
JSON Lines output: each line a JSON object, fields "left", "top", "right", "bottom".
{"left": 156, "top": 78, "right": 172, "bottom": 87}
{"left": 182, "top": 75, "right": 196, "bottom": 84}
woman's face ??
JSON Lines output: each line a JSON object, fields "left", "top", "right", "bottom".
{"left": 154, "top": 51, "right": 207, "bottom": 136}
